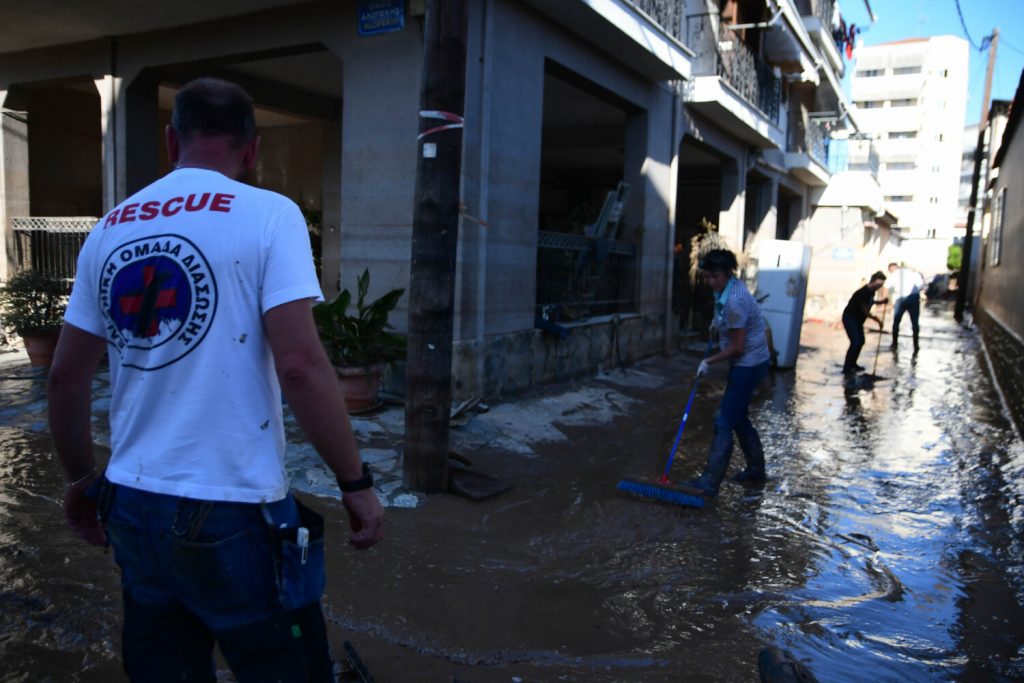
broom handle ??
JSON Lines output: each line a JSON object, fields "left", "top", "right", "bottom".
{"left": 871, "top": 300, "right": 887, "bottom": 376}
{"left": 662, "top": 339, "right": 714, "bottom": 479}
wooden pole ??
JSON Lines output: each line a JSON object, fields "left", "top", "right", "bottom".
{"left": 403, "top": 0, "right": 469, "bottom": 492}
{"left": 955, "top": 28, "right": 998, "bottom": 322}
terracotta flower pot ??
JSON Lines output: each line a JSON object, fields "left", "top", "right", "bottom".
{"left": 335, "top": 364, "right": 384, "bottom": 414}
{"left": 22, "top": 332, "right": 60, "bottom": 367}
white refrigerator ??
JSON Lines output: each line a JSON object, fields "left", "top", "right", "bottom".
{"left": 756, "top": 239, "right": 812, "bottom": 369}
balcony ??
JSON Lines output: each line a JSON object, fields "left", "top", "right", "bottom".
{"left": 683, "top": 16, "right": 784, "bottom": 148}
{"left": 523, "top": 0, "right": 692, "bottom": 80}
{"left": 785, "top": 117, "right": 831, "bottom": 186}
{"left": 794, "top": 0, "right": 844, "bottom": 74}
{"left": 827, "top": 137, "right": 880, "bottom": 178}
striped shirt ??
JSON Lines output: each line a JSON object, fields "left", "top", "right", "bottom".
{"left": 713, "top": 277, "right": 771, "bottom": 367}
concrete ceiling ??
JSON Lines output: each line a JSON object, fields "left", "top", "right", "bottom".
{"left": 0, "top": 0, "right": 310, "bottom": 55}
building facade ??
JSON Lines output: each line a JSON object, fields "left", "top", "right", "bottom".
{"left": 975, "top": 70, "right": 1022, "bottom": 435}
{"left": 850, "top": 36, "right": 969, "bottom": 275}
{"left": 0, "top": 0, "right": 858, "bottom": 400}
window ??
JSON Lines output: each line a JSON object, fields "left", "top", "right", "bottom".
{"left": 857, "top": 69, "right": 885, "bottom": 77}
{"left": 933, "top": 164, "right": 941, "bottom": 173}
{"left": 885, "top": 195, "right": 913, "bottom": 202}
{"left": 890, "top": 98, "right": 917, "bottom": 107}
{"left": 937, "top": 133, "right": 944, "bottom": 142}
{"left": 943, "top": 69, "right": 949, "bottom": 77}
{"left": 929, "top": 197, "right": 939, "bottom": 204}
{"left": 926, "top": 228, "right": 937, "bottom": 238}
{"left": 893, "top": 66, "right": 922, "bottom": 75}
{"left": 889, "top": 131, "right": 917, "bottom": 139}
{"left": 857, "top": 100, "right": 883, "bottom": 109}
{"left": 886, "top": 162, "right": 915, "bottom": 170}
{"left": 991, "top": 188, "right": 1005, "bottom": 266}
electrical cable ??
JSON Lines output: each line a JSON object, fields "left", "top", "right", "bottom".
{"left": 953, "top": 0, "right": 980, "bottom": 51}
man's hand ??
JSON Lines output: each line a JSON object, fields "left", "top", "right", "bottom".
{"left": 341, "top": 488, "right": 384, "bottom": 550}
{"left": 697, "top": 360, "right": 711, "bottom": 377}
{"left": 64, "top": 479, "right": 106, "bottom": 546}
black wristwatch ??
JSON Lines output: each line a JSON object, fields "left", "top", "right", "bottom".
{"left": 337, "top": 463, "right": 374, "bottom": 493}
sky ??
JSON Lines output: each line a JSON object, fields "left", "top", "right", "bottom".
{"left": 839, "top": 0, "right": 1024, "bottom": 125}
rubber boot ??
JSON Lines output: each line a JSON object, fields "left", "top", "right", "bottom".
{"left": 687, "top": 430, "right": 733, "bottom": 496}
{"left": 733, "top": 427, "right": 766, "bottom": 482}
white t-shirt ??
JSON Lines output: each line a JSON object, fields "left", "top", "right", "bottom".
{"left": 889, "top": 268, "right": 923, "bottom": 301}
{"left": 65, "top": 168, "right": 323, "bottom": 503}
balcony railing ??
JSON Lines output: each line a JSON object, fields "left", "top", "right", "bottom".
{"left": 827, "top": 138, "right": 880, "bottom": 178}
{"left": 535, "top": 231, "right": 637, "bottom": 321}
{"left": 12, "top": 216, "right": 96, "bottom": 287}
{"left": 793, "top": 0, "right": 836, "bottom": 26}
{"left": 625, "top": 0, "right": 685, "bottom": 44}
{"left": 789, "top": 116, "right": 831, "bottom": 167}
{"left": 686, "top": 16, "right": 781, "bottom": 122}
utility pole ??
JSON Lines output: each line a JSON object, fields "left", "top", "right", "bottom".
{"left": 955, "top": 28, "right": 998, "bottom": 322}
{"left": 404, "top": 0, "right": 469, "bottom": 492}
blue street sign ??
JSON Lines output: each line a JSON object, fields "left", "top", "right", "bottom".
{"left": 358, "top": 0, "right": 405, "bottom": 36}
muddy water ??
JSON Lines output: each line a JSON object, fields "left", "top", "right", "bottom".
{"left": 3, "top": 302, "right": 1023, "bottom": 681}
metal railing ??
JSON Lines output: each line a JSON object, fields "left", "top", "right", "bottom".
{"left": 12, "top": 217, "right": 96, "bottom": 287}
{"left": 826, "top": 138, "right": 880, "bottom": 177}
{"left": 535, "top": 231, "right": 637, "bottom": 320}
{"left": 686, "top": 16, "right": 781, "bottom": 122}
{"left": 788, "top": 116, "right": 831, "bottom": 167}
{"left": 625, "top": 0, "right": 685, "bottom": 44}
{"left": 793, "top": 0, "right": 836, "bottom": 25}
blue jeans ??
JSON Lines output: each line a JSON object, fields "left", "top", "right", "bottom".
{"left": 694, "top": 360, "right": 770, "bottom": 494}
{"left": 892, "top": 295, "right": 920, "bottom": 345}
{"left": 102, "top": 483, "right": 332, "bottom": 682}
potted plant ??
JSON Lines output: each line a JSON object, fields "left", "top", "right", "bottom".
{"left": 313, "top": 268, "right": 405, "bottom": 413}
{"left": 0, "top": 269, "right": 67, "bottom": 367}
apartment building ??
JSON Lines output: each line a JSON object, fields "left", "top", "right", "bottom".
{"left": 849, "top": 35, "right": 969, "bottom": 273}
{"left": 0, "top": 0, "right": 856, "bottom": 397}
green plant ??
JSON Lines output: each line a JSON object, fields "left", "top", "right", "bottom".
{"left": 313, "top": 268, "right": 406, "bottom": 368}
{"left": 947, "top": 244, "right": 962, "bottom": 271}
{"left": 0, "top": 269, "right": 66, "bottom": 337}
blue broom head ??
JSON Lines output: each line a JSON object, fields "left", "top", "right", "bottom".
{"left": 616, "top": 478, "right": 705, "bottom": 509}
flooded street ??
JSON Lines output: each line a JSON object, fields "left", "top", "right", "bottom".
{"left": 2, "top": 301, "right": 1023, "bottom": 681}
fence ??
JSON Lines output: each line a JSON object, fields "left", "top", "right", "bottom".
{"left": 11, "top": 217, "right": 96, "bottom": 288}
{"left": 626, "top": 0, "right": 685, "bottom": 44}
{"left": 685, "top": 16, "right": 781, "bottom": 123}
{"left": 788, "top": 116, "right": 831, "bottom": 167}
{"left": 535, "top": 231, "right": 637, "bottom": 321}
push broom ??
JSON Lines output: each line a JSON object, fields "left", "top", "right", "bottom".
{"left": 616, "top": 342, "right": 712, "bottom": 509}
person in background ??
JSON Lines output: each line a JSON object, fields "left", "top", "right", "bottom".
{"left": 685, "top": 249, "right": 772, "bottom": 496}
{"left": 887, "top": 261, "right": 924, "bottom": 352}
{"left": 47, "top": 78, "right": 383, "bottom": 682}
{"left": 842, "top": 271, "right": 888, "bottom": 375}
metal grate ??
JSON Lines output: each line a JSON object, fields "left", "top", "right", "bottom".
{"left": 12, "top": 216, "right": 96, "bottom": 287}
{"left": 535, "top": 231, "right": 637, "bottom": 320}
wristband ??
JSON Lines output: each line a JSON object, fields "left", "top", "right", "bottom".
{"left": 64, "top": 466, "right": 98, "bottom": 490}
{"left": 337, "top": 463, "right": 374, "bottom": 493}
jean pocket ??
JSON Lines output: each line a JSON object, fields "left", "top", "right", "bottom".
{"left": 169, "top": 526, "right": 274, "bottom": 615}
{"left": 277, "top": 501, "right": 326, "bottom": 610}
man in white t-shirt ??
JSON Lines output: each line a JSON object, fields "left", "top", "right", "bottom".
{"left": 887, "top": 261, "right": 924, "bottom": 351}
{"left": 47, "top": 78, "right": 383, "bottom": 682}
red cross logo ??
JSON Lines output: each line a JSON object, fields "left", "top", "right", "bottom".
{"left": 118, "top": 265, "right": 177, "bottom": 337}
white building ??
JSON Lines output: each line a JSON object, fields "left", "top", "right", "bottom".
{"left": 849, "top": 36, "right": 969, "bottom": 274}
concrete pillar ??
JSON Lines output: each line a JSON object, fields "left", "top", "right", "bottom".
{"left": 0, "top": 88, "right": 29, "bottom": 277}
{"left": 719, "top": 157, "right": 745, "bottom": 251}
{"left": 94, "top": 75, "right": 123, "bottom": 212}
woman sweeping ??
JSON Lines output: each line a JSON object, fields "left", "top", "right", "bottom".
{"left": 685, "top": 249, "right": 771, "bottom": 497}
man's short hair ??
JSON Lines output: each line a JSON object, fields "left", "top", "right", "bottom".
{"left": 888, "top": 262, "right": 899, "bottom": 270}
{"left": 870, "top": 270, "right": 887, "bottom": 282}
{"left": 172, "top": 78, "right": 256, "bottom": 148}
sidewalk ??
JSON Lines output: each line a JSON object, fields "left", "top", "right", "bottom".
{"left": 0, "top": 345, "right": 681, "bottom": 509}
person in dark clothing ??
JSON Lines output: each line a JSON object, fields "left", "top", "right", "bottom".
{"left": 841, "top": 271, "right": 888, "bottom": 375}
